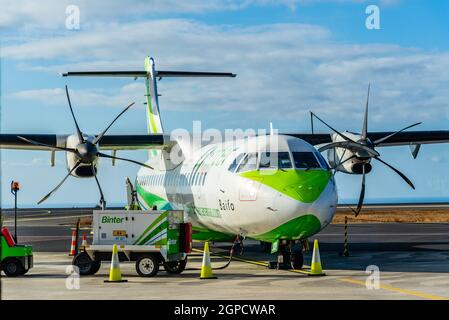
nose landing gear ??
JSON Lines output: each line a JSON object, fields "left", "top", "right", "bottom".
{"left": 267, "top": 240, "right": 305, "bottom": 270}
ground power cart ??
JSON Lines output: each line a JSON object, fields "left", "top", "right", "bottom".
{"left": 73, "top": 210, "right": 192, "bottom": 277}
{"left": 1, "top": 227, "right": 33, "bottom": 277}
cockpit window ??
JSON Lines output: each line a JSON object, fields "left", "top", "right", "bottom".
{"left": 292, "top": 152, "right": 321, "bottom": 169}
{"left": 236, "top": 153, "right": 258, "bottom": 172}
{"left": 228, "top": 153, "right": 245, "bottom": 172}
{"left": 259, "top": 152, "right": 292, "bottom": 169}
{"left": 314, "top": 152, "right": 330, "bottom": 170}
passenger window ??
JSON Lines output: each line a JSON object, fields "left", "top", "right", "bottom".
{"left": 292, "top": 152, "right": 321, "bottom": 169}
{"left": 236, "top": 153, "right": 258, "bottom": 172}
{"left": 259, "top": 152, "right": 292, "bottom": 169}
{"left": 228, "top": 153, "right": 245, "bottom": 172}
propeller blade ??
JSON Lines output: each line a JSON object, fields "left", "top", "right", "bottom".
{"left": 37, "top": 160, "right": 81, "bottom": 204}
{"left": 92, "top": 164, "right": 105, "bottom": 208}
{"left": 65, "top": 85, "right": 84, "bottom": 143}
{"left": 361, "top": 84, "right": 370, "bottom": 140}
{"left": 373, "top": 122, "right": 422, "bottom": 145}
{"left": 355, "top": 165, "right": 366, "bottom": 217}
{"left": 18, "top": 136, "right": 77, "bottom": 153}
{"left": 97, "top": 152, "right": 154, "bottom": 170}
{"left": 331, "top": 154, "right": 356, "bottom": 170}
{"left": 319, "top": 141, "right": 379, "bottom": 157}
{"left": 311, "top": 112, "right": 356, "bottom": 144}
{"left": 93, "top": 102, "right": 136, "bottom": 145}
{"left": 374, "top": 156, "right": 415, "bottom": 189}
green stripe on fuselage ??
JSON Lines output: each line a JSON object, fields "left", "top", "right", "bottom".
{"left": 251, "top": 214, "right": 322, "bottom": 242}
{"left": 136, "top": 184, "right": 171, "bottom": 210}
{"left": 192, "top": 226, "right": 235, "bottom": 242}
{"left": 239, "top": 169, "right": 331, "bottom": 203}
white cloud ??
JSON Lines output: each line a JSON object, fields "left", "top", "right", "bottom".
{"left": 0, "top": 0, "right": 400, "bottom": 31}
{"left": 3, "top": 6, "right": 448, "bottom": 131}
{"left": 8, "top": 85, "right": 145, "bottom": 109}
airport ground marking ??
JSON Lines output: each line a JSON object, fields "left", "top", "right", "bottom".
{"left": 339, "top": 278, "right": 449, "bottom": 300}
{"left": 192, "top": 248, "right": 311, "bottom": 273}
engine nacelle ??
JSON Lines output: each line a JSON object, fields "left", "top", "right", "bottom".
{"left": 66, "top": 134, "right": 98, "bottom": 177}
{"left": 326, "top": 132, "right": 373, "bottom": 175}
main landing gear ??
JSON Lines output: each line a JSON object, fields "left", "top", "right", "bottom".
{"left": 267, "top": 240, "right": 305, "bottom": 270}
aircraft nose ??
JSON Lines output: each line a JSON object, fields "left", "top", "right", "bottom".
{"left": 284, "top": 170, "right": 332, "bottom": 203}
{"left": 308, "top": 176, "right": 338, "bottom": 228}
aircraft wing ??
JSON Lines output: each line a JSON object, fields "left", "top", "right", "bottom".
{"left": 0, "top": 134, "right": 172, "bottom": 151}
{"left": 61, "top": 71, "right": 236, "bottom": 78}
{"left": 287, "top": 130, "right": 449, "bottom": 147}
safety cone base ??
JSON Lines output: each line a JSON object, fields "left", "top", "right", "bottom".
{"left": 104, "top": 279, "right": 128, "bottom": 283}
{"left": 308, "top": 272, "right": 326, "bottom": 276}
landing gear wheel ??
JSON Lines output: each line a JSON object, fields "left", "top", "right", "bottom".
{"left": 290, "top": 251, "right": 304, "bottom": 270}
{"left": 163, "top": 258, "right": 187, "bottom": 274}
{"left": 136, "top": 255, "right": 159, "bottom": 277}
{"left": 73, "top": 252, "right": 100, "bottom": 275}
{"left": 2, "top": 258, "right": 24, "bottom": 277}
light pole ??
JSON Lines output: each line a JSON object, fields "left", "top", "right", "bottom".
{"left": 10, "top": 181, "right": 20, "bottom": 243}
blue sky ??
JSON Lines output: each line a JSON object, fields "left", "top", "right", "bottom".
{"left": 1, "top": 0, "right": 449, "bottom": 207}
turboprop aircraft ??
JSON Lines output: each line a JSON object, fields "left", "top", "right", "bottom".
{"left": 2, "top": 56, "right": 449, "bottom": 268}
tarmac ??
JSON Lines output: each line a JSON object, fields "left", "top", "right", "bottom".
{"left": 1, "top": 208, "right": 449, "bottom": 300}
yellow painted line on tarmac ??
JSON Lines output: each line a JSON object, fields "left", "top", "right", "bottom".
{"left": 339, "top": 278, "right": 449, "bottom": 300}
{"left": 192, "top": 248, "right": 269, "bottom": 267}
{"left": 192, "top": 248, "right": 311, "bottom": 273}
{"left": 288, "top": 268, "right": 310, "bottom": 275}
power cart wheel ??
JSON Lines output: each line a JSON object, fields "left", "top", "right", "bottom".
{"left": 136, "top": 255, "right": 159, "bottom": 277}
{"left": 163, "top": 258, "right": 187, "bottom": 274}
{"left": 73, "top": 252, "right": 100, "bottom": 275}
{"left": 21, "top": 268, "right": 30, "bottom": 275}
{"left": 291, "top": 251, "right": 304, "bottom": 270}
{"left": 2, "top": 258, "right": 25, "bottom": 277}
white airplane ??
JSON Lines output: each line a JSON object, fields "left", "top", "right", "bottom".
{"left": 2, "top": 57, "right": 449, "bottom": 268}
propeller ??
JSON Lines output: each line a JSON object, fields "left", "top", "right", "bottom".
{"left": 313, "top": 85, "right": 419, "bottom": 216}
{"left": 20, "top": 85, "right": 153, "bottom": 206}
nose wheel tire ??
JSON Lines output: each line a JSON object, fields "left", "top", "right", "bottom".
{"left": 136, "top": 255, "right": 159, "bottom": 277}
{"left": 290, "top": 251, "right": 304, "bottom": 270}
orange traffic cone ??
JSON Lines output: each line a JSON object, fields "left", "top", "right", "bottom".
{"left": 69, "top": 230, "right": 77, "bottom": 256}
{"left": 81, "top": 233, "right": 88, "bottom": 249}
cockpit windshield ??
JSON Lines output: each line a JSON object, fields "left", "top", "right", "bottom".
{"left": 292, "top": 152, "right": 321, "bottom": 169}
{"left": 229, "top": 150, "right": 328, "bottom": 173}
{"left": 236, "top": 153, "right": 258, "bottom": 172}
{"left": 259, "top": 152, "right": 292, "bottom": 169}
{"left": 228, "top": 153, "right": 245, "bottom": 172}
